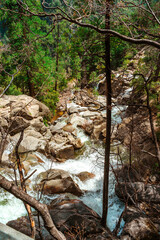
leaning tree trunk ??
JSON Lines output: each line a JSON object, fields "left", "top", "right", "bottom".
{"left": 101, "top": 0, "right": 111, "bottom": 227}
{"left": 0, "top": 175, "right": 66, "bottom": 240}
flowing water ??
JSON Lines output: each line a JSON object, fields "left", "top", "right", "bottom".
{"left": 0, "top": 107, "right": 125, "bottom": 232}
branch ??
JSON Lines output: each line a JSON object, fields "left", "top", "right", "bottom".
{"left": 0, "top": 175, "right": 66, "bottom": 240}
{"left": 145, "top": 0, "right": 160, "bottom": 25}
{"left": 14, "top": 1, "right": 160, "bottom": 49}
{"left": 141, "top": 150, "right": 156, "bottom": 158}
{"left": 62, "top": 18, "right": 160, "bottom": 49}
{"left": 0, "top": 61, "right": 25, "bottom": 98}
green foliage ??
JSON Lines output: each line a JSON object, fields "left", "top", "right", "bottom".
{"left": 92, "top": 87, "right": 99, "bottom": 96}
{"left": 0, "top": 0, "right": 159, "bottom": 111}
{"left": 38, "top": 88, "right": 59, "bottom": 113}
{"left": 111, "top": 37, "right": 129, "bottom": 69}
{"left": 43, "top": 117, "right": 49, "bottom": 127}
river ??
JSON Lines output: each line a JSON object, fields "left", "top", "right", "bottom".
{"left": 0, "top": 104, "right": 124, "bottom": 233}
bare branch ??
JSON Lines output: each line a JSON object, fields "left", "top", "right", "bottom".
{"left": 145, "top": 0, "right": 160, "bottom": 25}
{"left": 0, "top": 61, "right": 25, "bottom": 98}
{"left": 12, "top": 0, "right": 160, "bottom": 49}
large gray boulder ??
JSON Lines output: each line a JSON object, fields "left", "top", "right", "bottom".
{"left": 11, "top": 129, "right": 47, "bottom": 153}
{"left": 68, "top": 113, "right": 88, "bottom": 127}
{"left": 48, "top": 141, "right": 75, "bottom": 160}
{"left": 0, "top": 95, "right": 51, "bottom": 120}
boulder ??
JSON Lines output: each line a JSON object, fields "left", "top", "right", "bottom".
{"left": 37, "top": 169, "right": 83, "bottom": 196}
{"left": 92, "top": 122, "right": 106, "bottom": 140}
{"left": 68, "top": 105, "right": 79, "bottom": 114}
{"left": 50, "top": 122, "right": 66, "bottom": 134}
{"left": 83, "top": 121, "right": 94, "bottom": 135}
{"left": 11, "top": 131, "right": 47, "bottom": 153}
{"left": 0, "top": 117, "right": 8, "bottom": 129}
{"left": 0, "top": 95, "right": 51, "bottom": 120}
{"left": 27, "top": 104, "right": 39, "bottom": 118}
{"left": 20, "top": 136, "right": 47, "bottom": 153}
{"left": 51, "top": 132, "right": 69, "bottom": 144}
{"left": 48, "top": 141, "right": 74, "bottom": 160}
{"left": 115, "top": 165, "right": 141, "bottom": 183}
{"left": 9, "top": 117, "right": 29, "bottom": 136}
{"left": 48, "top": 198, "right": 112, "bottom": 239}
{"left": 73, "top": 138, "right": 84, "bottom": 149}
{"left": 16, "top": 95, "right": 50, "bottom": 118}
{"left": 78, "top": 107, "right": 88, "bottom": 112}
{"left": 0, "top": 106, "right": 12, "bottom": 119}
{"left": 11, "top": 106, "right": 34, "bottom": 120}
{"left": 121, "top": 206, "right": 159, "bottom": 240}
{"left": 62, "top": 124, "right": 76, "bottom": 134}
{"left": 43, "top": 128, "right": 52, "bottom": 140}
{"left": 80, "top": 110, "right": 101, "bottom": 118}
{"left": 68, "top": 114, "right": 87, "bottom": 127}
{"left": 30, "top": 117, "right": 47, "bottom": 134}
{"left": 67, "top": 134, "right": 84, "bottom": 149}
{"left": 1, "top": 151, "right": 12, "bottom": 167}
{"left": 67, "top": 105, "right": 88, "bottom": 114}
{"left": 0, "top": 99, "right": 10, "bottom": 108}
{"left": 24, "top": 128, "right": 44, "bottom": 139}
{"left": 101, "top": 111, "right": 106, "bottom": 118}
{"left": 7, "top": 198, "right": 112, "bottom": 239}
{"left": 115, "top": 182, "right": 160, "bottom": 204}
{"left": 76, "top": 171, "right": 95, "bottom": 181}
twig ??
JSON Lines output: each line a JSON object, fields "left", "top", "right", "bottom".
{"left": 24, "top": 169, "right": 37, "bottom": 182}
{"left": 15, "top": 130, "right": 36, "bottom": 239}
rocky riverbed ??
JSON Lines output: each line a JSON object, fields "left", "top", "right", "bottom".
{"left": 0, "top": 86, "right": 160, "bottom": 239}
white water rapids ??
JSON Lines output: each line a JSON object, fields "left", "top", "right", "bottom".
{"left": 0, "top": 107, "right": 125, "bottom": 232}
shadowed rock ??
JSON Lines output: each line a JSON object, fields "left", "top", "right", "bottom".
{"left": 7, "top": 197, "right": 112, "bottom": 240}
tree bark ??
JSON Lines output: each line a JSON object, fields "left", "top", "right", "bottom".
{"left": 101, "top": 0, "right": 111, "bottom": 227}
{"left": 0, "top": 175, "right": 66, "bottom": 240}
{"left": 55, "top": 22, "right": 59, "bottom": 91}
{"left": 27, "top": 70, "right": 35, "bottom": 97}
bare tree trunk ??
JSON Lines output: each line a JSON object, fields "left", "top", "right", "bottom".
{"left": 27, "top": 70, "right": 35, "bottom": 97}
{"left": 101, "top": 0, "right": 111, "bottom": 227}
{"left": 81, "top": 60, "right": 88, "bottom": 89}
{"left": 129, "top": 114, "right": 134, "bottom": 168}
{"left": 55, "top": 22, "right": 59, "bottom": 91}
{"left": 0, "top": 175, "right": 66, "bottom": 240}
{"left": 0, "top": 127, "right": 7, "bottom": 163}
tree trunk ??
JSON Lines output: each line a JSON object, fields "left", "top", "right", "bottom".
{"left": 55, "top": 23, "right": 59, "bottom": 91}
{"left": 101, "top": 0, "right": 111, "bottom": 227}
{"left": 81, "top": 60, "right": 88, "bottom": 88}
{"left": 27, "top": 70, "right": 35, "bottom": 97}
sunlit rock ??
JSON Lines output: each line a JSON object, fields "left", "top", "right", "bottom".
{"left": 36, "top": 169, "right": 83, "bottom": 196}
{"left": 76, "top": 171, "right": 95, "bottom": 182}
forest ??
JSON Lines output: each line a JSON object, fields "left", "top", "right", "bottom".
{"left": 0, "top": 0, "right": 160, "bottom": 239}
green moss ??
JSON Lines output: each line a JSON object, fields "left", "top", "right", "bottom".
{"left": 0, "top": 199, "right": 8, "bottom": 206}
